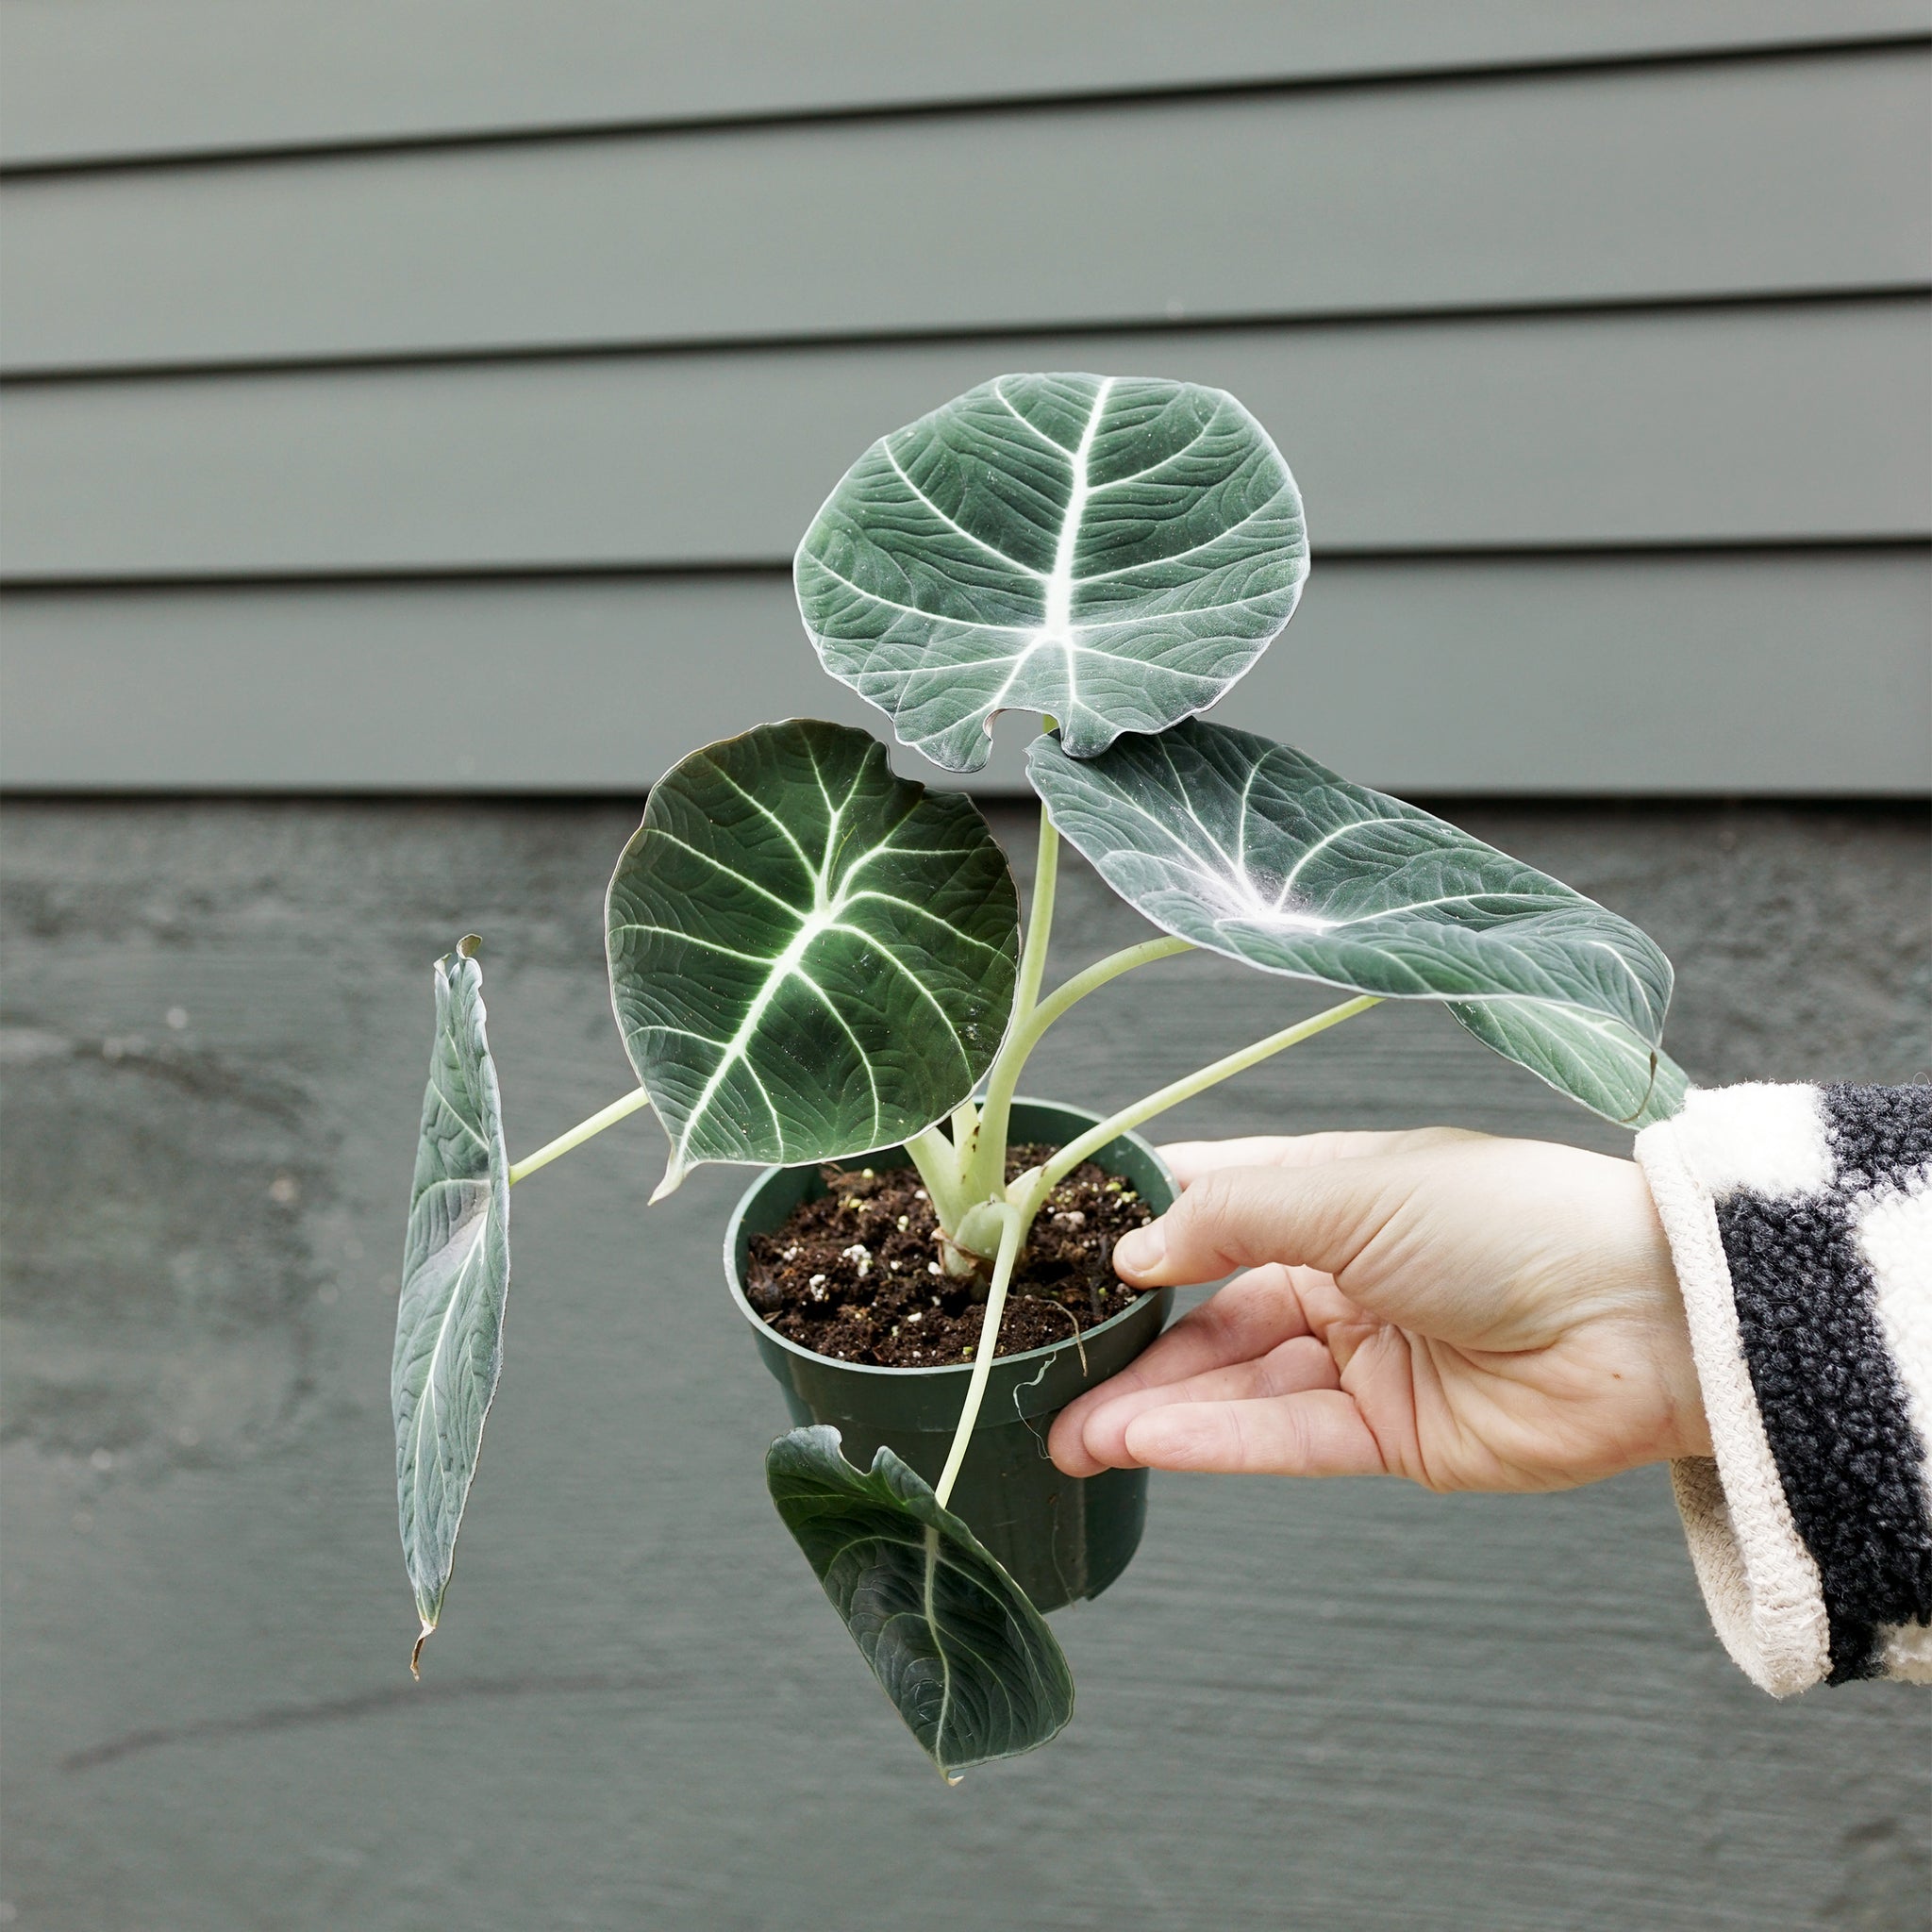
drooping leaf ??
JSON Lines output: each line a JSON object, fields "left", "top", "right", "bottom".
{"left": 608, "top": 720, "right": 1020, "bottom": 1196}
{"left": 391, "top": 935, "right": 510, "bottom": 1671}
{"left": 1027, "top": 721, "right": 1679, "bottom": 1124}
{"left": 796, "top": 374, "right": 1307, "bottom": 773}
{"left": 766, "top": 1426, "right": 1074, "bottom": 1780}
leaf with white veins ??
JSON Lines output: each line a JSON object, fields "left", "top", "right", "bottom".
{"left": 608, "top": 720, "right": 1020, "bottom": 1194}
{"left": 796, "top": 374, "right": 1307, "bottom": 772}
{"left": 1448, "top": 995, "right": 1689, "bottom": 1127}
{"left": 391, "top": 935, "right": 510, "bottom": 1671}
{"left": 767, "top": 1426, "right": 1074, "bottom": 1780}
{"left": 1028, "top": 721, "right": 1684, "bottom": 1124}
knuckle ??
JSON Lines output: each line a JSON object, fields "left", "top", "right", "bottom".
{"left": 1174, "top": 1171, "right": 1246, "bottom": 1255}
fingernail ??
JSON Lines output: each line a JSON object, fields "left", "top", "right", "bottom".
{"left": 1114, "top": 1219, "right": 1166, "bottom": 1276}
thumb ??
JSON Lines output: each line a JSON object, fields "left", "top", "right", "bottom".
{"left": 1112, "top": 1161, "right": 1402, "bottom": 1289}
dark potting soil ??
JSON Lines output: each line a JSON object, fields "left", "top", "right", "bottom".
{"left": 744, "top": 1144, "right": 1156, "bottom": 1367}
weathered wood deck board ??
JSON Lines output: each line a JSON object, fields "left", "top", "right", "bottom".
{"left": 2, "top": 799, "right": 1924, "bottom": 1930}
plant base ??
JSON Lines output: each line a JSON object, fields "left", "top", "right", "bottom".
{"left": 724, "top": 1099, "right": 1175, "bottom": 1612}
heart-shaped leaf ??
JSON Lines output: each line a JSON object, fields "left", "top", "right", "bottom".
{"left": 608, "top": 720, "right": 1020, "bottom": 1195}
{"left": 796, "top": 374, "right": 1307, "bottom": 773}
{"left": 392, "top": 935, "right": 510, "bottom": 1671}
{"left": 766, "top": 1425, "right": 1074, "bottom": 1780}
{"left": 1027, "top": 721, "right": 1679, "bottom": 1124}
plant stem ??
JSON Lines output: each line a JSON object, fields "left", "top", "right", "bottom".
{"left": 507, "top": 1087, "right": 652, "bottom": 1186}
{"left": 933, "top": 1202, "right": 1024, "bottom": 1509}
{"left": 1009, "top": 935, "right": 1193, "bottom": 1079}
{"left": 1015, "top": 806, "right": 1060, "bottom": 1023}
{"left": 1008, "top": 994, "right": 1382, "bottom": 1229}
{"left": 963, "top": 805, "right": 1060, "bottom": 1206}
{"left": 962, "top": 934, "right": 1193, "bottom": 1232}
{"left": 904, "top": 1123, "right": 974, "bottom": 1233}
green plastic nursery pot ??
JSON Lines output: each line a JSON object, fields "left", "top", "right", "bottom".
{"left": 724, "top": 1098, "right": 1174, "bottom": 1613}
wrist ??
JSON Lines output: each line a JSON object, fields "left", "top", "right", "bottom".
{"left": 1624, "top": 1160, "right": 1713, "bottom": 1461}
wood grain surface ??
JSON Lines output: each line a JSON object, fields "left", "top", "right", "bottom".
{"left": 2, "top": 798, "right": 1925, "bottom": 1931}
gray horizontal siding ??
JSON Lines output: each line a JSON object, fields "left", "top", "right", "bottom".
{"left": 3, "top": 20, "right": 1925, "bottom": 795}
{"left": 5, "top": 554, "right": 1925, "bottom": 794}
{"left": 3, "top": 0, "right": 1926, "bottom": 168}
{"left": 5, "top": 47, "right": 1926, "bottom": 375}
{"left": 6, "top": 302, "right": 1924, "bottom": 581}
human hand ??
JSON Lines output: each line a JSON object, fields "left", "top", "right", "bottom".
{"left": 1049, "top": 1129, "right": 1709, "bottom": 1492}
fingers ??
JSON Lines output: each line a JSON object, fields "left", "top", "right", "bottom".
{"left": 1158, "top": 1127, "right": 1474, "bottom": 1187}
{"left": 1055, "top": 1335, "right": 1341, "bottom": 1474}
{"left": 1123, "top": 1391, "right": 1387, "bottom": 1477}
{"left": 1047, "top": 1266, "right": 1313, "bottom": 1475}
{"left": 1113, "top": 1161, "right": 1405, "bottom": 1289}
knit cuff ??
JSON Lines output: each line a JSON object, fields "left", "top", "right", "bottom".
{"left": 1636, "top": 1082, "right": 1932, "bottom": 1694}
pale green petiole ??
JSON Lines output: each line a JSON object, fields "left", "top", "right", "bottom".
{"left": 933, "top": 1202, "right": 1024, "bottom": 1509}
{"left": 936, "top": 999, "right": 1376, "bottom": 1498}
{"left": 960, "top": 791, "right": 1061, "bottom": 1208}
{"left": 1016, "top": 802, "right": 1060, "bottom": 1023}
{"left": 507, "top": 1086, "right": 652, "bottom": 1186}
{"left": 989, "top": 933, "right": 1192, "bottom": 1098}
{"left": 904, "top": 1123, "right": 976, "bottom": 1234}
{"left": 1004, "top": 994, "right": 1382, "bottom": 1238}
{"left": 949, "top": 936, "right": 1195, "bottom": 1252}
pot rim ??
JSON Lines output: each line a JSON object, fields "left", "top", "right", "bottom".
{"left": 722, "top": 1094, "right": 1174, "bottom": 1383}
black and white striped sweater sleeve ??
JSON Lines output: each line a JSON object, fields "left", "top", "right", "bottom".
{"left": 1635, "top": 1082, "right": 1931, "bottom": 1694}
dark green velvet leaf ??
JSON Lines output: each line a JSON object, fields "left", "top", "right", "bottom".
{"left": 796, "top": 374, "right": 1307, "bottom": 772}
{"left": 608, "top": 720, "right": 1020, "bottom": 1195}
{"left": 1028, "top": 720, "right": 1682, "bottom": 1124}
{"left": 767, "top": 1425, "right": 1074, "bottom": 1780}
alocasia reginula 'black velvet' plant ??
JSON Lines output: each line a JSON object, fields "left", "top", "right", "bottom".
{"left": 392, "top": 375, "right": 1687, "bottom": 1777}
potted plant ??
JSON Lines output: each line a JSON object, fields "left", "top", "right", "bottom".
{"left": 392, "top": 375, "right": 1686, "bottom": 1780}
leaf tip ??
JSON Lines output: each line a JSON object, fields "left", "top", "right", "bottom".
{"left": 409, "top": 1619, "right": 434, "bottom": 1677}
{"left": 648, "top": 1155, "right": 687, "bottom": 1205}
{"left": 457, "top": 932, "right": 482, "bottom": 959}
{"left": 1614, "top": 1050, "right": 1662, "bottom": 1128}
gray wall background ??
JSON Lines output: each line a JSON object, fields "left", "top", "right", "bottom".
{"left": 3, "top": 796, "right": 1928, "bottom": 1932}
{"left": 1, "top": 3, "right": 1928, "bottom": 791}
{"left": 2, "top": 10, "right": 1931, "bottom": 1932}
